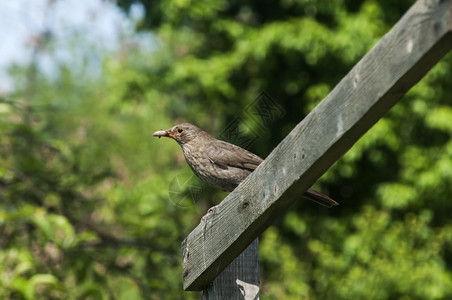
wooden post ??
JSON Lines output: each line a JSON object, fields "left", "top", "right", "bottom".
{"left": 182, "top": 0, "right": 452, "bottom": 293}
{"left": 202, "top": 239, "right": 259, "bottom": 300}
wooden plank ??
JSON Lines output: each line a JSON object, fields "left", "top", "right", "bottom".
{"left": 202, "top": 239, "right": 259, "bottom": 300}
{"left": 182, "top": 0, "right": 452, "bottom": 291}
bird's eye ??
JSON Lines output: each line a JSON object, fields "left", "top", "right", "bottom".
{"left": 177, "top": 128, "right": 183, "bottom": 133}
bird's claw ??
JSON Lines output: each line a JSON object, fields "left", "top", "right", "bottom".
{"left": 201, "top": 205, "right": 217, "bottom": 222}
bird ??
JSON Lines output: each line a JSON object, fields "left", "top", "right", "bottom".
{"left": 152, "top": 123, "right": 338, "bottom": 208}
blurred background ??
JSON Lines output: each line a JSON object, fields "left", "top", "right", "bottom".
{"left": 1, "top": 0, "right": 452, "bottom": 299}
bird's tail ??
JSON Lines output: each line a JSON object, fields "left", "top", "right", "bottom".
{"left": 303, "top": 188, "right": 339, "bottom": 208}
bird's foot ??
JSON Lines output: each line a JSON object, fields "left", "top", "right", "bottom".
{"left": 201, "top": 205, "right": 218, "bottom": 222}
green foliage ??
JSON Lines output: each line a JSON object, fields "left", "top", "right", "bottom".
{"left": 2, "top": 0, "right": 452, "bottom": 298}
{"left": 309, "top": 208, "right": 452, "bottom": 299}
{"left": 0, "top": 61, "right": 200, "bottom": 299}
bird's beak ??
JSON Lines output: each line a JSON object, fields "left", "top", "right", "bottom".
{"left": 152, "top": 129, "right": 170, "bottom": 138}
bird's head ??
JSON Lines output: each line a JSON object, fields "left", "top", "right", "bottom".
{"left": 152, "top": 123, "right": 204, "bottom": 145}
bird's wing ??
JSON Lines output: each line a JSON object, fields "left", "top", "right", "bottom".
{"left": 205, "top": 141, "right": 264, "bottom": 171}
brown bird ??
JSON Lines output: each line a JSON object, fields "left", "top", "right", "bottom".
{"left": 152, "top": 123, "right": 338, "bottom": 208}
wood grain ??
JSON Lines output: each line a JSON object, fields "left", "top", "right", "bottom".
{"left": 202, "top": 239, "right": 259, "bottom": 300}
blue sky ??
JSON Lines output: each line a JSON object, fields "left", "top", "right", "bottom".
{"left": 0, "top": 0, "right": 147, "bottom": 93}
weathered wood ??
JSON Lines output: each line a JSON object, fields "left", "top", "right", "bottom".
{"left": 183, "top": 0, "right": 452, "bottom": 291}
{"left": 202, "top": 239, "right": 259, "bottom": 300}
